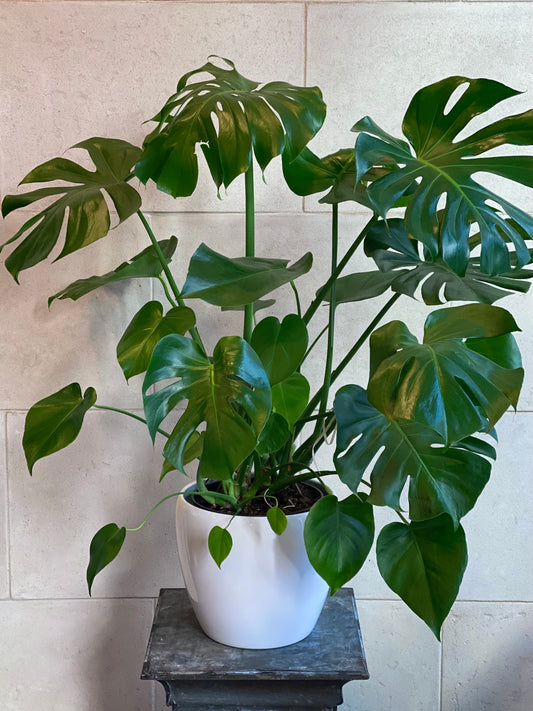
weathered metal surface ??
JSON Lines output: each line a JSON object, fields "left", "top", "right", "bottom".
{"left": 142, "top": 588, "right": 368, "bottom": 710}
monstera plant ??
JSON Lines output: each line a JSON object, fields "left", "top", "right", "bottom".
{"left": 2, "top": 59, "right": 532, "bottom": 639}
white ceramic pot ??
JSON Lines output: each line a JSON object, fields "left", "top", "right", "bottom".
{"left": 175, "top": 481, "right": 329, "bottom": 649}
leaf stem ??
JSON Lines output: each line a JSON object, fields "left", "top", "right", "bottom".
{"left": 302, "top": 212, "right": 378, "bottom": 326}
{"left": 126, "top": 492, "right": 182, "bottom": 532}
{"left": 244, "top": 165, "right": 255, "bottom": 342}
{"left": 93, "top": 404, "right": 170, "bottom": 438}
{"left": 290, "top": 281, "right": 302, "bottom": 318}
{"left": 157, "top": 274, "right": 179, "bottom": 308}
{"left": 136, "top": 209, "right": 204, "bottom": 350}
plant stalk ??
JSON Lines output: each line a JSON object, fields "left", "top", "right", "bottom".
{"left": 93, "top": 404, "right": 170, "bottom": 438}
{"left": 243, "top": 164, "right": 255, "bottom": 342}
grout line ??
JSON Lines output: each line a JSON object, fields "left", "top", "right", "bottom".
{"left": 439, "top": 618, "right": 444, "bottom": 711}
{"left": 2, "top": 412, "right": 12, "bottom": 601}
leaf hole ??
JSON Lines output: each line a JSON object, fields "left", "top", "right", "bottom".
{"left": 443, "top": 81, "right": 470, "bottom": 118}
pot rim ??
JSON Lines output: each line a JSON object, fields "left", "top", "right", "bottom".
{"left": 179, "top": 479, "right": 327, "bottom": 518}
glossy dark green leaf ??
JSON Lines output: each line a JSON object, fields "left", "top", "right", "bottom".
{"left": 368, "top": 304, "right": 524, "bottom": 443}
{"left": 377, "top": 516, "right": 467, "bottom": 639}
{"left": 255, "top": 412, "right": 291, "bottom": 456}
{"left": 143, "top": 335, "right": 271, "bottom": 480}
{"left": 160, "top": 432, "right": 204, "bottom": 482}
{"left": 23, "top": 383, "right": 97, "bottom": 474}
{"left": 359, "top": 219, "right": 533, "bottom": 305}
{"left": 48, "top": 237, "right": 178, "bottom": 305}
{"left": 304, "top": 494, "right": 374, "bottom": 594}
{"left": 1, "top": 137, "right": 142, "bottom": 281}
{"left": 117, "top": 300, "right": 196, "bottom": 380}
{"left": 181, "top": 243, "right": 312, "bottom": 307}
{"left": 271, "top": 372, "right": 310, "bottom": 428}
{"left": 135, "top": 57, "right": 325, "bottom": 196}
{"left": 334, "top": 385, "right": 491, "bottom": 526}
{"left": 250, "top": 314, "right": 308, "bottom": 385}
{"left": 267, "top": 506, "right": 288, "bottom": 536}
{"left": 353, "top": 77, "right": 533, "bottom": 275}
{"left": 87, "top": 523, "right": 126, "bottom": 595}
{"left": 208, "top": 526, "right": 233, "bottom": 568}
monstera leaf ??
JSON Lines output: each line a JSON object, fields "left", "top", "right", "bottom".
{"left": 353, "top": 76, "right": 533, "bottom": 275}
{"left": 367, "top": 304, "right": 524, "bottom": 444}
{"left": 49, "top": 237, "right": 178, "bottom": 305}
{"left": 143, "top": 334, "right": 271, "bottom": 479}
{"left": 331, "top": 219, "right": 533, "bottom": 305}
{"left": 135, "top": 57, "right": 326, "bottom": 197}
{"left": 180, "top": 243, "right": 312, "bottom": 307}
{"left": 250, "top": 314, "right": 308, "bottom": 385}
{"left": 334, "top": 385, "right": 493, "bottom": 527}
{"left": 1, "top": 137, "right": 142, "bottom": 281}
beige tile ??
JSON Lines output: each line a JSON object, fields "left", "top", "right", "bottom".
{"left": 0, "top": 212, "right": 152, "bottom": 410}
{"left": 341, "top": 600, "right": 441, "bottom": 711}
{"left": 442, "top": 602, "right": 533, "bottom": 711}
{"left": 459, "top": 412, "right": 533, "bottom": 602}
{"left": 0, "top": 597, "right": 155, "bottom": 711}
{"left": 307, "top": 3, "right": 533, "bottom": 214}
{"left": 7, "top": 411, "right": 186, "bottom": 599}
{"left": 0, "top": 2, "right": 307, "bottom": 213}
{"left": 0, "top": 413, "right": 8, "bottom": 599}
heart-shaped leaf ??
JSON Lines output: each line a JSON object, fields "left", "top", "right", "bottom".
{"left": 267, "top": 506, "right": 288, "bottom": 536}
{"left": 208, "top": 526, "right": 233, "bottom": 568}
{"left": 251, "top": 314, "right": 308, "bottom": 385}
{"left": 181, "top": 243, "right": 312, "bottom": 307}
{"left": 48, "top": 237, "right": 178, "bottom": 305}
{"left": 271, "top": 372, "right": 310, "bottom": 429}
{"left": 376, "top": 515, "right": 467, "bottom": 639}
{"left": 143, "top": 335, "right": 271, "bottom": 480}
{"left": 368, "top": 304, "right": 524, "bottom": 443}
{"left": 117, "top": 300, "right": 196, "bottom": 380}
{"left": 135, "top": 57, "right": 326, "bottom": 196}
{"left": 334, "top": 385, "right": 492, "bottom": 526}
{"left": 304, "top": 494, "right": 374, "bottom": 594}
{"left": 353, "top": 77, "right": 533, "bottom": 275}
{"left": 23, "top": 383, "right": 97, "bottom": 474}
{"left": 87, "top": 523, "right": 126, "bottom": 595}
{"left": 1, "top": 137, "right": 142, "bottom": 281}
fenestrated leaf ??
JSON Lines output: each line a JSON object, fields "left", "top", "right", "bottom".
{"left": 1, "top": 137, "right": 142, "bottom": 281}
{"left": 117, "top": 300, "right": 196, "bottom": 380}
{"left": 256, "top": 412, "right": 291, "bottom": 456}
{"left": 181, "top": 243, "right": 312, "bottom": 307}
{"left": 376, "top": 516, "right": 467, "bottom": 639}
{"left": 143, "top": 335, "right": 271, "bottom": 480}
{"left": 356, "top": 219, "right": 533, "bottom": 305}
{"left": 271, "top": 372, "right": 310, "bottom": 428}
{"left": 87, "top": 523, "right": 126, "bottom": 595}
{"left": 135, "top": 57, "right": 325, "bottom": 197}
{"left": 23, "top": 383, "right": 97, "bottom": 474}
{"left": 368, "top": 304, "right": 524, "bottom": 443}
{"left": 208, "top": 526, "right": 233, "bottom": 568}
{"left": 267, "top": 506, "right": 288, "bottom": 536}
{"left": 250, "top": 314, "right": 308, "bottom": 385}
{"left": 48, "top": 237, "right": 178, "bottom": 305}
{"left": 334, "top": 385, "right": 491, "bottom": 526}
{"left": 160, "top": 431, "right": 204, "bottom": 482}
{"left": 353, "top": 77, "right": 533, "bottom": 275}
{"left": 304, "top": 494, "right": 374, "bottom": 594}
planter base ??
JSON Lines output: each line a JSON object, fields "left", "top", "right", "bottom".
{"left": 142, "top": 588, "right": 369, "bottom": 710}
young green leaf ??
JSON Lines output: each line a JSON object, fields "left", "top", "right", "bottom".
{"left": 267, "top": 506, "right": 288, "bottom": 536}
{"left": 271, "top": 372, "right": 310, "bottom": 429}
{"left": 181, "top": 243, "right": 312, "bottom": 307}
{"left": 255, "top": 412, "right": 291, "bottom": 456}
{"left": 87, "top": 523, "right": 126, "bottom": 595}
{"left": 376, "top": 515, "right": 467, "bottom": 639}
{"left": 117, "top": 301, "right": 196, "bottom": 380}
{"left": 250, "top": 314, "right": 308, "bottom": 385}
{"left": 304, "top": 494, "right": 374, "bottom": 594}
{"left": 208, "top": 526, "right": 233, "bottom": 568}
{"left": 48, "top": 237, "right": 178, "bottom": 305}
{"left": 23, "top": 383, "right": 97, "bottom": 474}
